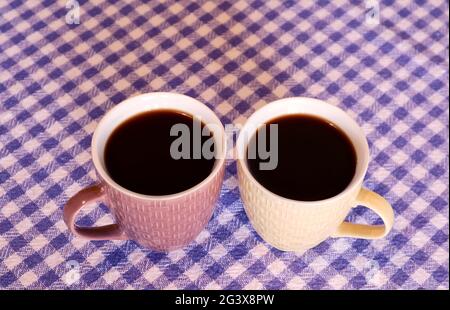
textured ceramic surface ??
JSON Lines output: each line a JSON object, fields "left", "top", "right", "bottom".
{"left": 238, "top": 161, "right": 362, "bottom": 252}
{"left": 236, "top": 97, "right": 394, "bottom": 252}
{"left": 64, "top": 92, "right": 226, "bottom": 251}
{"left": 103, "top": 165, "right": 224, "bottom": 251}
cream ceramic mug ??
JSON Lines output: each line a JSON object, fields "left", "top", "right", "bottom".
{"left": 64, "top": 92, "right": 226, "bottom": 252}
{"left": 236, "top": 97, "right": 394, "bottom": 252}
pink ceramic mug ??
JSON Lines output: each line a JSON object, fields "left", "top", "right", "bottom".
{"left": 63, "top": 92, "right": 226, "bottom": 251}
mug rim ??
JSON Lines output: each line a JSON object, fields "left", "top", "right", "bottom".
{"left": 236, "top": 96, "right": 370, "bottom": 205}
{"left": 91, "top": 92, "right": 226, "bottom": 201}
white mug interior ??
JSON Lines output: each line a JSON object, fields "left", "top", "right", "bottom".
{"left": 236, "top": 97, "right": 370, "bottom": 203}
{"left": 91, "top": 92, "right": 226, "bottom": 200}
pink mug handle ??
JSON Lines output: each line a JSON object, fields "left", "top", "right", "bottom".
{"left": 63, "top": 183, "right": 128, "bottom": 240}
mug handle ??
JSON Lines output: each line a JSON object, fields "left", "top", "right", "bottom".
{"left": 63, "top": 183, "right": 128, "bottom": 240}
{"left": 332, "top": 188, "right": 394, "bottom": 239}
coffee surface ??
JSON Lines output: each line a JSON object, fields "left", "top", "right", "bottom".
{"left": 105, "top": 110, "right": 215, "bottom": 195}
{"left": 247, "top": 114, "right": 357, "bottom": 201}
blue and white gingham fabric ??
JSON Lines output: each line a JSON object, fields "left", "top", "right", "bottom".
{"left": 0, "top": 0, "right": 448, "bottom": 289}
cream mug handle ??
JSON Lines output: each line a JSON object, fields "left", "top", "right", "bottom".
{"left": 63, "top": 183, "right": 128, "bottom": 240}
{"left": 332, "top": 188, "right": 394, "bottom": 239}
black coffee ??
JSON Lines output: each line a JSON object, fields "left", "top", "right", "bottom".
{"left": 104, "top": 110, "right": 215, "bottom": 195}
{"left": 247, "top": 115, "right": 357, "bottom": 201}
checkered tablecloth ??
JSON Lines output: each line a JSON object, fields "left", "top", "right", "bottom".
{"left": 0, "top": 0, "right": 448, "bottom": 290}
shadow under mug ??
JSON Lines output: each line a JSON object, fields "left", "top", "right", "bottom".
{"left": 63, "top": 92, "right": 226, "bottom": 252}
{"left": 236, "top": 97, "right": 395, "bottom": 252}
